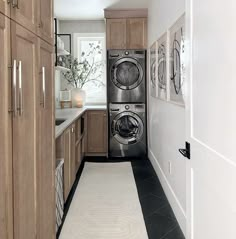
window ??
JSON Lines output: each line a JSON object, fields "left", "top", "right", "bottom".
{"left": 74, "top": 33, "right": 106, "bottom": 105}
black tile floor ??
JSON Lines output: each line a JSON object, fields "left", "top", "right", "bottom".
{"left": 57, "top": 157, "right": 185, "bottom": 239}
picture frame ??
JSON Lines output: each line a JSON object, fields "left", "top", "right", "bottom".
{"left": 168, "top": 14, "right": 186, "bottom": 107}
{"left": 149, "top": 41, "right": 158, "bottom": 98}
{"left": 157, "top": 33, "right": 168, "bottom": 101}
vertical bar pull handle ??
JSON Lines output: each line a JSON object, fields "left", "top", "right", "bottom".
{"left": 13, "top": 60, "right": 17, "bottom": 117}
{"left": 42, "top": 67, "right": 46, "bottom": 109}
{"left": 18, "top": 61, "right": 23, "bottom": 116}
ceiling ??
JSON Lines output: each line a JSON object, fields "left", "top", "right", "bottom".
{"left": 54, "top": 0, "right": 149, "bottom": 20}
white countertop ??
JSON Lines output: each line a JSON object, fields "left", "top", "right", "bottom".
{"left": 55, "top": 105, "right": 107, "bottom": 139}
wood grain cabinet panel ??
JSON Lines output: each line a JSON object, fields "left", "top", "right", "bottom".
{"left": 11, "top": 21, "right": 38, "bottom": 239}
{"left": 106, "top": 17, "right": 147, "bottom": 50}
{"left": 0, "top": 14, "right": 13, "bottom": 239}
{"left": 127, "top": 18, "right": 147, "bottom": 49}
{"left": 0, "top": 0, "right": 10, "bottom": 17}
{"left": 63, "top": 127, "right": 71, "bottom": 200}
{"left": 11, "top": 0, "right": 38, "bottom": 35}
{"left": 70, "top": 123, "right": 76, "bottom": 187}
{"left": 37, "top": 39, "right": 55, "bottom": 239}
{"left": 106, "top": 19, "right": 126, "bottom": 49}
{"left": 38, "top": 0, "right": 53, "bottom": 44}
{"left": 87, "top": 111, "right": 108, "bottom": 153}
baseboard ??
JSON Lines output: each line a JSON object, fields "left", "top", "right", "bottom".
{"left": 148, "top": 149, "right": 186, "bottom": 236}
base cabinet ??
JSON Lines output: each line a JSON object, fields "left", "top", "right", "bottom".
{"left": 87, "top": 111, "right": 107, "bottom": 154}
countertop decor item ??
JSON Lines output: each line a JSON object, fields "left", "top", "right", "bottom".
{"left": 59, "top": 89, "right": 72, "bottom": 109}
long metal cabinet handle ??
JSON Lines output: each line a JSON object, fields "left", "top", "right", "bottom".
{"left": 42, "top": 67, "right": 46, "bottom": 109}
{"left": 18, "top": 61, "right": 23, "bottom": 116}
{"left": 13, "top": 60, "right": 17, "bottom": 117}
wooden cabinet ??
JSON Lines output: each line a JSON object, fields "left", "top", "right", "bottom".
{"left": 87, "top": 111, "right": 108, "bottom": 154}
{"left": 11, "top": 0, "right": 38, "bottom": 35}
{"left": 11, "top": 21, "right": 38, "bottom": 239}
{"left": 63, "top": 127, "right": 71, "bottom": 200}
{"left": 38, "top": 0, "right": 54, "bottom": 44}
{"left": 0, "top": 0, "right": 10, "bottom": 17}
{"left": 37, "top": 39, "right": 55, "bottom": 239}
{"left": 0, "top": 14, "right": 13, "bottom": 239}
{"left": 63, "top": 124, "right": 76, "bottom": 201}
{"left": 106, "top": 19, "right": 126, "bottom": 49}
{"left": 0, "top": 1, "right": 55, "bottom": 239}
{"left": 127, "top": 18, "right": 147, "bottom": 49}
{"left": 70, "top": 123, "right": 76, "bottom": 187}
{"left": 0, "top": 0, "right": 53, "bottom": 44}
{"left": 106, "top": 18, "right": 147, "bottom": 49}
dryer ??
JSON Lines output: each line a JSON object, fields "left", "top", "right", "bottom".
{"left": 107, "top": 50, "right": 146, "bottom": 103}
{"left": 109, "top": 103, "right": 147, "bottom": 158}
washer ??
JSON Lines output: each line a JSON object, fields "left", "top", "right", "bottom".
{"left": 107, "top": 50, "right": 146, "bottom": 103}
{"left": 109, "top": 103, "right": 147, "bottom": 158}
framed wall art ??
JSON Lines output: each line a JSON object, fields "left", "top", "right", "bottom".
{"left": 168, "top": 14, "right": 186, "bottom": 106}
{"left": 157, "top": 33, "right": 168, "bottom": 101}
{"left": 149, "top": 41, "right": 158, "bottom": 98}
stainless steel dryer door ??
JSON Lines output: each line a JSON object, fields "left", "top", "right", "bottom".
{"left": 111, "top": 112, "right": 144, "bottom": 145}
{"left": 111, "top": 58, "right": 144, "bottom": 90}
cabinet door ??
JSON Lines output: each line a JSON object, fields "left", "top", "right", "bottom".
{"left": 70, "top": 123, "right": 76, "bottom": 187}
{"left": 106, "top": 19, "right": 126, "bottom": 49}
{"left": 0, "top": 15, "right": 13, "bottom": 239}
{"left": 11, "top": 21, "right": 38, "bottom": 239}
{"left": 63, "top": 127, "right": 71, "bottom": 200}
{"left": 39, "top": 0, "right": 53, "bottom": 44}
{"left": 75, "top": 141, "right": 82, "bottom": 173}
{"left": 0, "top": 0, "right": 10, "bottom": 17}
{"left": 87, "top": 111, "right": 108, "bottom": 153}
{"left": 38, "top": 39, "right": 55, "bottom": 239}
{"left": 11, "top": 0, "right": 37, "bottom": 35}
{"left": 127, "top": 18, "right": 147, "bottom": 49}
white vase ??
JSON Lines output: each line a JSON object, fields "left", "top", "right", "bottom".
{"left": 71, "top": 88, "right": 86, "bottom": 108}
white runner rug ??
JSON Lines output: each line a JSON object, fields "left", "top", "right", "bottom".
{"left": 59, "top": 162, "right": 148, "bottom": 239}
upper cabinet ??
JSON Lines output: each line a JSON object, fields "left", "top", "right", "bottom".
{"left": 0, "top": 0, "right": 53, "bottom": 44}
{"left": 0, "top": 0, "right": 10, "bottom": 17}
{"left": 105, "top": 9, "right": 148, "bottom": 50}
{"left": 39, "top": 0, "right": 54, "bottom": 44}
{"left": 106, "top": 19, "right": 126, "bottom": 49}
{"left": 127, "top": 18, "right": 147, "bottom": 49}
{"left": 11, "top": 0, "right": 38, "bottom": 34}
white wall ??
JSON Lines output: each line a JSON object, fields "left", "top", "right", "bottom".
{"left": 60, "top": 20, "right": 105, "bottom": 34}
{"left": 148, "top": 0, "right": 186, "bottom": 235}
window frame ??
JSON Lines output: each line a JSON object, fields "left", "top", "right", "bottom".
{"left": 73, "top": 33, "right": 107, "bottom": 105}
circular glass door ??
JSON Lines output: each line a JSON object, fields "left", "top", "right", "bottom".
{"left": 111, "top": 58, "right": 144, "bottom": 90}
{"left": 111, "top": 112, "right": 144, "bottom": 145}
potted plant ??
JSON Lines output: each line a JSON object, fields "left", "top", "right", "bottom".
{"left": 62, "top": 42, "right": 105, "bottom": 107}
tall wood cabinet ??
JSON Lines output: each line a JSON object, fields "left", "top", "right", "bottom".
{"left": 37, "top": 39, "right": 55, "bottom": 239}
{"left": 0, "top": 0, "right": 54, "bottom": 238}
{"left": 11, "top": 21, "right": 38, "bottom": 239}
{"left": 0, "top": 14, "right": 13, "bottom": 239}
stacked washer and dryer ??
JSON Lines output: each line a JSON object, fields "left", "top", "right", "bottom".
{"left": 107, "top": 50, "right": 147, "bottom": 158}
